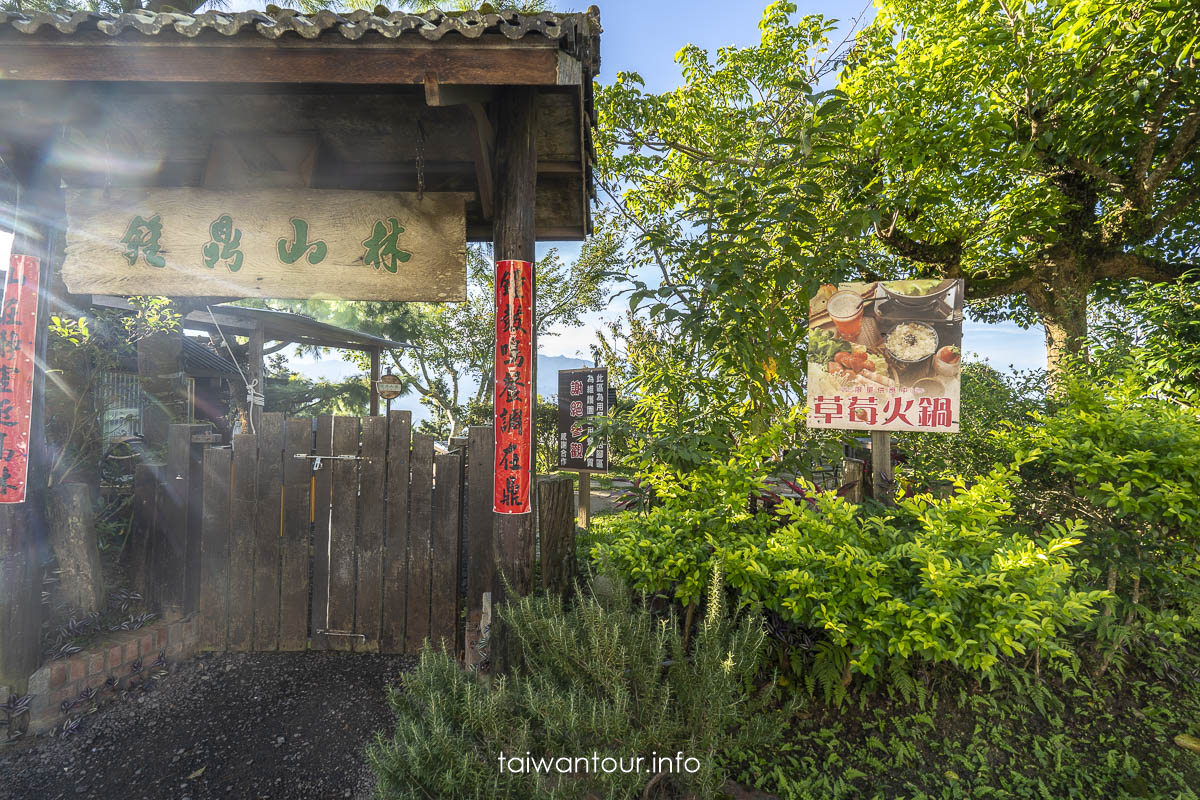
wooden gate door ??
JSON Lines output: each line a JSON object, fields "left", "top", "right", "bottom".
{"left": 190, "top": 411, "right": 474, "bottom": 655}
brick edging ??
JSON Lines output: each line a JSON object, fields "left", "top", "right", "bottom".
{"left": 23, "top": 614, "right": 198, "bottom": 734}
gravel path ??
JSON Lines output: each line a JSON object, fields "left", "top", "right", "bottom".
{"left": 0, "top": 651, "right": 415, "bottom": 800}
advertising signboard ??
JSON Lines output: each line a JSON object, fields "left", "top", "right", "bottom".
{"left": 806, "top": 279, "right": 964, "bottom": 433}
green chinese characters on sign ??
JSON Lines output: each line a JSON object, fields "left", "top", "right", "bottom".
{"left": 277, "top": 218, "right": 327, "bottom": 265}
{"left": 120, "top": 215, "right": 166, "bottom": 268}
{"left": 202, "top": 214, "right": 244, "bottom": 272}
{"left": 361, "top": 218, "right": 412, "bottom": 273}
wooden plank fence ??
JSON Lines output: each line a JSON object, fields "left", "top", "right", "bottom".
{"left": 128, "top": 416, "right": 577, "bottom": 659}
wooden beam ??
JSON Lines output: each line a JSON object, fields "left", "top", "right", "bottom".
{"left": 468, "top": 103, "right": 496, "bottom": 221}
{"left": 423, "top": 71, "right": 441, "bottom": 107}
{"left": 0, "top": 43, "right": 562, "bottom": 86}
{"left": 203, "top": 135, "right": 317, "bottom": 190}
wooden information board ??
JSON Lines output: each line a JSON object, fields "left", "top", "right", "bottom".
{"left": 63, "top": 188, "right": 469, "bottom": 301}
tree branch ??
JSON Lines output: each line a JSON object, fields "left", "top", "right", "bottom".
{"left": 875, "top": 222, "right": 1040, "bottom": 299}
{"left": 1146, "top": 102, "right": 1200, "bottom": 193}
{"left": 615, "top": 132, "right": 757, "bottom": 168}
{"left": 1132, "top": 76, "right": 1181, "bottom": 185}
{"left": 1064, "top": 155, "right": 1123, "bottom": 192}
{"left": 1096, "top": 251, "right": 1199, "bottom": 283}
{"left": 1148, "top": 181, "right": 1200, "bottom": 237}
{"left": 873, "top": 222, "right": 963, "bottom": 269}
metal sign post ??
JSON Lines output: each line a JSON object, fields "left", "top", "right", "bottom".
{"left": 376, "top": 372, "right": 404, "bottom": 420}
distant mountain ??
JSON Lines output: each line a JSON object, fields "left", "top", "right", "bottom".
{"left": 537, "top": 354, "right": 593, "bottom": 398}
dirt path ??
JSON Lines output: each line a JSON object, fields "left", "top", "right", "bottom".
{"left": 590, "top": 488, "right": 624, "bottom": 514}
{"left": 0, "top": 651, "right": 414, "bottom": 800}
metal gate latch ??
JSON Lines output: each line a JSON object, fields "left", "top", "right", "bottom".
{"left": 291, "top": 453, "right": 368, "bottom": 471}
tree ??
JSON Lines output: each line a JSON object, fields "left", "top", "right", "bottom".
{"left": 842, "top": 0, "right": 1200, "bottom": 373}
{"left": 1086, "top": 271, "right": 1200, "bottom": 405}
{"left": 261, "top": 353, "right": 371, "bottom": 418}
{"left": 594, "top": 3, "right": 870, "bottom": 461}
{"left": 288, "top": 232, "right": 619, "bottom": 438}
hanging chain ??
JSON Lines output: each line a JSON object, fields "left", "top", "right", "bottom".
{"left": 416, "top": 119, "right": 426, "bottom": 200}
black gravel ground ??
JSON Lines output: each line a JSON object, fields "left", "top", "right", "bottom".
{"left": 0, "top": 651, "right": 415, "bottom": 800}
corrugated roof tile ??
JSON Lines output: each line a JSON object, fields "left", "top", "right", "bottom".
{"left": 0, "top": 8, "right": 600, "bottom": 72}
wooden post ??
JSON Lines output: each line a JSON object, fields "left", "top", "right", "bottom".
{"left": 0, "top": 159, "right": 58, "bottom": 695}
{"left": 45, "top": 483, "right": 104, "bottom": 612}
{"left": 492, "top": 86, "right": 538, "bottom": 597}
{"left": 369, "top": 348, "right": 381, "bottom": 417}
{"left": 576, "top": 471, "right": 591, "bottom": 530}
{"left": 198, "top": 448, "right": 233, "bottom": 651}
{"left": 138, "top": 328, "right": 187, "bottom": 451}
{"left": 248, "top": 324, "right": 265, "bottom": 435}
{"left": 464, "top": 425, "right": 494, "bottom": 669}
{"left": 870, "top": 431, "right": 893, "bottom": 504}
{"left": 490, "top": 86, "right": 538, "bottom": 675}
{"left": 539, "top": 476, "right": 576, "bottom": 598}
{"left": 841, "top": 458, "right": 865, "bottom": 504}
{"left": 381, "top": 410, "right": 412, "bottom": 654}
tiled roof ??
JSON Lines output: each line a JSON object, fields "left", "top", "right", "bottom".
{"left": 0, "top": 6, "right": 601, "bottom": 72}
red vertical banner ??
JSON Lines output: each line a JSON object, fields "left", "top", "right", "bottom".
{"left": 494, "top": 259, "right": 533, "bottom": 514}
{"left": 0, "top": 255, "right": 40, "bottom": 504}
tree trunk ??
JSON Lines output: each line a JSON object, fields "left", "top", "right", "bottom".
{"left": 1028, "top": 272, "right": 1090, "bottom": 379}
{"left": 1041, "top": 308, "right": 1088, "bottom": 377}
{"left": 46, "top": 483, "right": 105, "bottom": 614}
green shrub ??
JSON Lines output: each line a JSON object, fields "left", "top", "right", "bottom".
{"left": 996, "top": 374, "right": 1200, "bottom": 671}
{"left": 369, "top": 573, "right": 789, "bottom": 800}
{"left": 594, "top": 432, "right": 1105, "bottom": 686}
{"left": 893, "top": 360, "right": 1046, "bottom": 487}
{"left": 735, "top": 470, "right": 1102, "bottom": 682}
{"left": 594, "top": 430, "right": 783, "bottom": 607}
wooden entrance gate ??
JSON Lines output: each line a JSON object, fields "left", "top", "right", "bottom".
{"left": 132, "top": 411, "right": 495, "bottom": 656}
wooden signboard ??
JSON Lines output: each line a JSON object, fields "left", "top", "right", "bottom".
{"left": 63, "top": 188, "right": 469, "bottom": 301}
{"left": 556, "top": 367, "right": 609, "bottom": 472}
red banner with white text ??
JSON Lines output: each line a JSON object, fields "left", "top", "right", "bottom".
{"left": 494, "top": 259, "right": 533, "bottom": 514}
{"left": 0, "top": 255, "right": 40, "bottom": 503}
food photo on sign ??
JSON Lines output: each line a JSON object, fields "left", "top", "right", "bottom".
{"left": 806, "top": 279, "right": 964, "bottom": 432}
